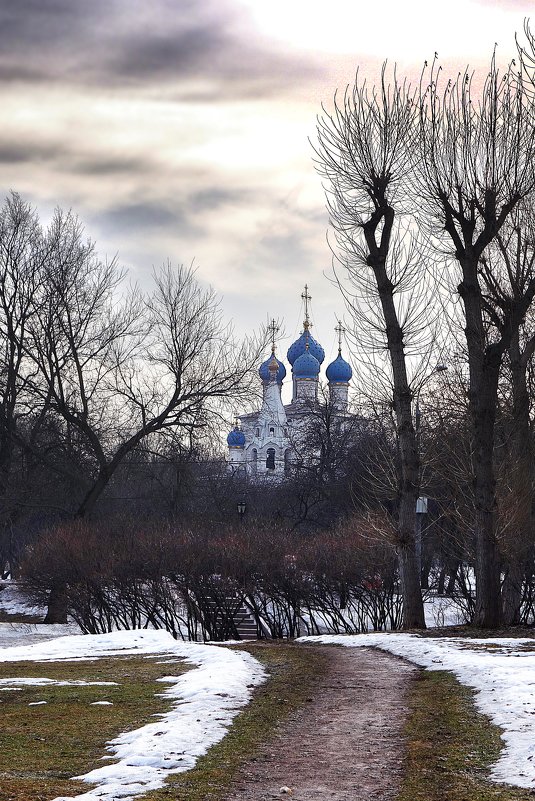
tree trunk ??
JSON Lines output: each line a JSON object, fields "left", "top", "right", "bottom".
{"left": 398, "top": 492, "right": 426, "bottom": 627}
{"left": 459, "top": 260, "right": 503, "bottom": 628}
{"left": 373, "top": 255, "right": 425, "bottom": 629}
{"left": 43, "top": 584, "right": 68, "bottom": 624}
{"left": 501, "top": 331, "right": 535, "bottom": 625}
{"left": 502, "top": 561, "right": 524, "bottom": 626}
{"left": 470, "top": 363, "right": 502, "bottom": 627}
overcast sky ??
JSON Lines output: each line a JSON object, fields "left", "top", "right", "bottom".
{"left": 0, "top": 0, "right": 532, "bottom": 364}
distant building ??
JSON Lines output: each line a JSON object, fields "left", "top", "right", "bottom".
{"left": 227, "top": 287, "right": 353, "bottom": 480}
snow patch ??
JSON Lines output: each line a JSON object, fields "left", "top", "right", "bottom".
{"left": 0, "top": 628, "right": 266, "bottom": 801}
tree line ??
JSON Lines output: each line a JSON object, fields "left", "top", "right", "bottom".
{"left": 314, "top": 23, "right": 535, "bottom": 628}
{"left": 6, "top": 24, "right": 535, "bottom": 633}
{"left": 0, "top": 194, "right": 264, "bottom": 616}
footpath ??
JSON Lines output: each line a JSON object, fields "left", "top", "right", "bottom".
{"left": 223, "top": 646, "right": 416, "bottom": 801}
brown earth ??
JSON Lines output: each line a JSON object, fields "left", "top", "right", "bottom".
{"left": 223, "top": 645, "right": 416, "bottom": 801}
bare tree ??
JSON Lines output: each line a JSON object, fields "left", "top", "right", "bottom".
{"left": 487, "top": 208, "right": 535, "bottom": 624}
{"left": 417, "top": 54, "right": 535, "bottom": 626}
{"left": 8, "top": 209, "right": 264, "bottom": 620}
{"left": 0, "top": 194, "right": 50, "bottom": 573}
{"left": 315, "top": 68, "right": 429, "bottom": 627}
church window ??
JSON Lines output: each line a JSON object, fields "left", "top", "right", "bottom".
{"left": 266, "top": 448, "right": 275, "bottom": 470}
{"left": 269, "top": 426, "right": 275, "bottom": 435}
{"left": 251, "top": 448, "right": 257, "bottom": 475}
{"left": 255, "top": 427, "right": 260, "bottom": 437}
{"left": 284, "top": 427, "right": 288, "bottom": 436}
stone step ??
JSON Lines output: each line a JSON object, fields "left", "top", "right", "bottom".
{"left": 201, "top": 596, "right": 261, "bottom": 640}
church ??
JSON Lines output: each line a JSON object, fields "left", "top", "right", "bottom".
{"left": 227, "top": 287, "right": 353, "bottom": 480}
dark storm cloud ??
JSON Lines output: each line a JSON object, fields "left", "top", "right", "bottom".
{"left": 0, "top": 140, "right": 62, "bottom": 164}
{"left": 68, "top": 155, "right": 155, "bottom": 177}
{"left": 0, "top": 137, "right": 156, "bottom": 178}
{"left": 0, "top": 0, "right": 95, "bottom": 46}
{"left": 108, "top": 25, "right": 227, "bottom": 81}
{"left": 100, "top": 202, "right": 177, "bottom": 229}
{"left": 188, "top": 187, "right": 253, "bottom": 213}
{"left": 92, "top": 200, "right": 202, "bottom": 238}
{"left": 0, "top": 0, "right": 321, "bottom": 97}
{"left": 0, "top": 0, "right": 105, "bottom": 81}
{"left": 105, "top": 24, "right": 322, "bottom": 98}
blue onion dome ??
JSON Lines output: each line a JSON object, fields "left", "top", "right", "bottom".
{"left": 259, "top": 352, "right": 286, "bottom": 383}
{"left": 227, "top": 426, "right": 245, "bottom": 448}
{"left": 293, "top": 349, "right": 320, "bottom": 378}
{"left": 326, "top": 352, "right": 353, "bottom": 383}
{"left": 287, "top": 326, "right": 325, "bottom": 366}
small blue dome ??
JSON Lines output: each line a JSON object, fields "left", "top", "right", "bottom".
{"left": 293, "top": 350, "right": 320, "bottom": 378}
{"left": 326, "top": 353, "right": 353, "bottom": 383}
{"left": 259, "top": 354, "right": 286, "bottom": 383}
{"left": 227, "top": 427, "right": 246, "bottom": 447}
{"left": 287, "top": 330, "right": 325, "bottom": 366}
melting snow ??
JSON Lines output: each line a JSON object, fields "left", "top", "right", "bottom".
{"left": 0, "top": 629, "right": 266, "bottom": 801}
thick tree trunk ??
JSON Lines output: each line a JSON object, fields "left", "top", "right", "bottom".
{"left": 43, "top": 584, "right": 68, "bottom": 624}
{"left": 371, "top": 249, "right": 425, "bottom": 629}
{"left": 502, "top": 561, "right": 524, "bottom": 626}
{"left": 398, "top": 491, "right": 425, "bottom": 627}
{"left": 75, "top": 467, "right": 111, "bottom": 519}
{"left": 470, "top": 360, "right": 502, "bottom": 627}
{"left": 461, "top": 261, "right": 502, "bottom": 628}
{"left": 502, "top": 332, "right": 535, "bottom": 625}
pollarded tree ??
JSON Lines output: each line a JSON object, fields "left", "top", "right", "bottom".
{"left": 483, "top": 204, "right": 535, "bottom": 624}
{"left": 315, "top": 68, "right": 430, "bottom": 628}
{"left": 417, "top": 53, "right": 535, "bottom": 626}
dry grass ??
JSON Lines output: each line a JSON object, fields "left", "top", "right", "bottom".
{"left": 0, "top": 654, "right": 189, "bottom": 801}
{"left": 1, "top": 634, "right": 533, "bottom": 801}
{"left": 398, "top": 668, "right": 534, "bottom": 801}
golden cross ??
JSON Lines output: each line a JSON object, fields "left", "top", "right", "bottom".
{"left": 335, "top": 320, "right": 345, "bottom": 353}
{"left": 301, "top": 284, "right": 312, "bottom": 328}
{"left": 268, "top": 318, "right": 279, "bottom": 352}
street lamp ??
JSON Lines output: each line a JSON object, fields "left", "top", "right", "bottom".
{"left": 237, "top": 500, "right": 247, "bottom": 522}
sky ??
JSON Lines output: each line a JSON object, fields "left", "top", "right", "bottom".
{"left": 0, "top": 0, "right": 532, "bottom": 366}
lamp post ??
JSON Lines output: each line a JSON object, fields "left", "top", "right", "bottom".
{"left": 414, "top": 364, "right": 447, "bottom": 585}
{"left": 237, "top": 500, "right": 247, "bottom": 523}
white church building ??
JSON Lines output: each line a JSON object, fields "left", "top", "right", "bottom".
{"left": 226, "top": 287, "right": 353, "bottom": 480}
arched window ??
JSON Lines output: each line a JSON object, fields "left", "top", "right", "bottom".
{"left": 269, "top": 426, "right": 275, "bottom": 436}
{"left": 255, "top": 427, "right": 260, "bottom": 437}
{"left": 266, "top": 448, "right": 275, "bottom": 470}
{"left": 251, "top": 448, "right": 257, "bottom": 475}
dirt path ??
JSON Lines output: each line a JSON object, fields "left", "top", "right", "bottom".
{"left": 223, "top": 645, "right": 416, "bottom": 801}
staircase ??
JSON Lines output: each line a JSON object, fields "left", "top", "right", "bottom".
{"left": 203, "top": 596, "right": 259, "bottom": 641}
{"left": 232, "top": 601, "right": 258, "bottom": 640}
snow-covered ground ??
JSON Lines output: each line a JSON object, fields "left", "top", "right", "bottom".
{"left": 424, "top": 595, "right": 468, "bottom": 627}
{"left": 0, "top": 629, "right": 266, "bottom": 801}
{"left": 0, "top": 579, "right": 47, "bottom": 618}
{"left": 300, "top": 632, "right": 535, "bottom": 789}
{"left": 2, "top": 580, "right": 532, "bottom": 794}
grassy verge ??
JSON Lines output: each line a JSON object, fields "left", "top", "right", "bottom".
{"left": 141, "top": 642, "right": 329, "bottom": 801}
{"left": 398, "top": 668, "right": 533, "bottom": 801}
{"left": 0, "top": 654, "right": 189, "bottom": 801}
